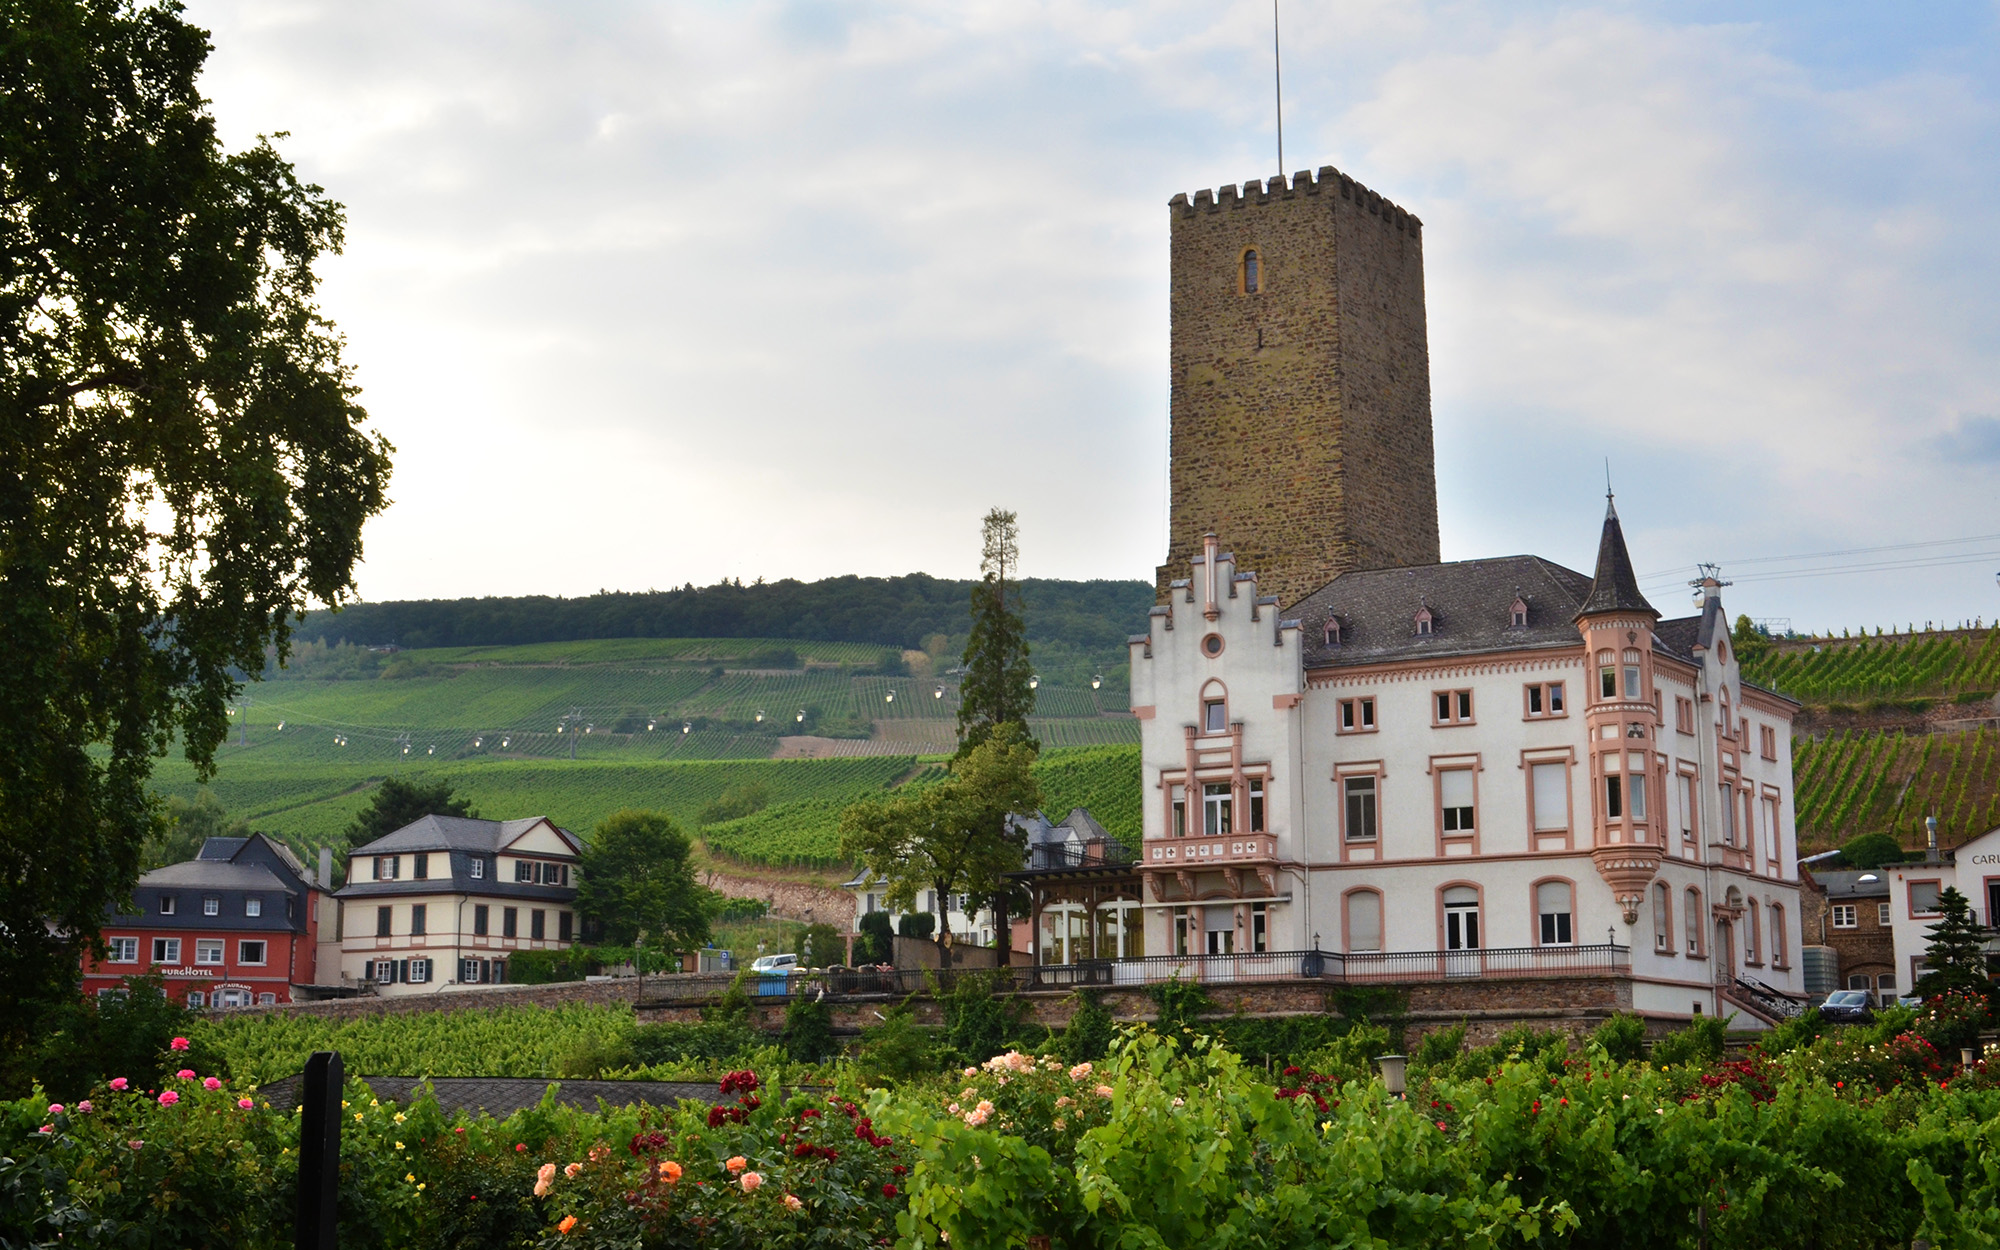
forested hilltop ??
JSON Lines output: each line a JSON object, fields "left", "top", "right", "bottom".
{"left": 297, "top": 576, "right": 1155, "bottom": 656}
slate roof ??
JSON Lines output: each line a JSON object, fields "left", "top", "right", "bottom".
{"left": 1295, "top": 555, "right": 1593, "bottom": 668}
{"left": 1809, "top": 869, "right": 1893, "bottom": 900}
{"left": 1654, "top": 616, "right": 1704, "bottom": 661}
{"left": 353, "top": 815, "right": 576, "bottom": 857}
{"left": 139, "top": 860, "right": 293, "bottom": 893}
{"left": 1574, "top": 498, "right": 1658, "bottom": 618}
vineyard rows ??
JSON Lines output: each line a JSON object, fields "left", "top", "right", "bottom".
{"left": 702, "top": 745, "right": 1143, "bottom": 869}
{"left": 1745, "top": 629, "right": 2000, "bottom": 703}
{"left": 404, "top": 637, "right": 893, "bottom": 666}
{"left": 193, "top": 1002, "right": 636, "bottom": 1083}
{"left": 1793, "top": 726, "right": 2000, "bottom": 846}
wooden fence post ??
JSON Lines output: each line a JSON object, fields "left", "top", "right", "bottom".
{"left": 295, "top": 1050, "right": 342, "bottom": 1250}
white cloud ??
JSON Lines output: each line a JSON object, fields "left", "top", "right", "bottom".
{"left": 184, "top": 1, "right": 2000, "bottom": 629}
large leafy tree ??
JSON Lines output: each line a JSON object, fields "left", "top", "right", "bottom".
{"left": 841, "top": 723, "right": 1040, "bottom": 963}
{"left": 956, "top": 508, "right": 1035, "bottom": 755}
{"left": 338, "top": 778, "right": 475, "bottom": 871}
{"left": 0, "top": 1, "right": 390, "bottom": 1039}
{"left": 576, "top": 809, "right": 714, "bottom": 951}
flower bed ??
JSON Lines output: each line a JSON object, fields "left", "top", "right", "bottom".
{"left": 9, "top": 1023, "right": 2000, "bottom": 1247}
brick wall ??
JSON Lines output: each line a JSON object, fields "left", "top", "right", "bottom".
{"left": 1157, "top": 167, "right": 1439, "bottom": 609}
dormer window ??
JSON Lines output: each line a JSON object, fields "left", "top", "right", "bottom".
{"left": 1509, "top": 597, "right": 1529, "bottom": 628}
{"left": 1323, "top": 617, "right": 1343, "bottom": 647}
{"left": 1242, "top": 249, "right": 1261, "bottom": 294}
{"left": 1414, "top": 605, "right": 1434, "bottom": 636}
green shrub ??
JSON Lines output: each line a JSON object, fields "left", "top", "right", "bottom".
{"left": 781, "top": 996, "right": 836, "bottom": 1063}
{"left": 1589, "top": 1012, "right": 1648, "bottom": 1063}
{"left": 1757, "top": 1007, "right": 1827, "bottom": 1057}
{"left": 1409, "top": 1022, "right": 1469, "bottom": 1075}
{"left": 857, "top": 911, "right": 894, "bottom": 964}
{"left": 6, "top": 975, "right": 207, "bottom": 1101}
{"left": 703, "top": 970, "right": 754, "bottom": 1026}
{"left": 554, "top": 1031, "right": 637, "bottom": 1078}
{"left": 1149, "top": 977, "right": 1212, "bottom": 1040}
{"left": 627, "top": 1020, "right": 762, "bottom": 1067}
{"left": 1652, "top": 1013, "right": 1729, "bottom": 1067}
{"left": 794, "top": 922, "right": 842, "bottom": 967}
{"left": 1059, "top": 992, "right": 1115, "bottom": 1064}
{"left": 897, "top": 913, "right": 935, "bottom": 940}
{"left": 935, "top": 969, "right": 1031, "bottom": 1065}
{"left": 855, "top": 1005, "right": 936, "bottom": 1084}
{"left": 716, "top": 896, "right": 771, "bottom": 923}
{"left": 1296, "top": 1021, "right": 1392, "bottom": 1083}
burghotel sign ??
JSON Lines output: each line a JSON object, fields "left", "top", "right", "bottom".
{"left": 160, "top": 967, "right": 214, "bottom": 978}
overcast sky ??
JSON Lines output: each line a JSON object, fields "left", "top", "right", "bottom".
{"left": 187, "top": 1, "right": 2000, "bottom": 632}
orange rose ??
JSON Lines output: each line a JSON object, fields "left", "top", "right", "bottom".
{"left": 725, "top": 1155, "right": 748, "bottom": 1173}
{"left": 557, "top": 1215, "right": 577, "bottom": 1234}
{"left": 659, "top": 1160, "right": 683, "bottom": 1182}
{"left": 740, "top": 1171, "right": 763, "bottom": 1193}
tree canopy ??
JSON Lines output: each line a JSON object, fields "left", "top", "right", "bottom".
{"left": 840, "top": 723, "right": 1041, "bottom": 959}
{"left": 340, "top": 778, "right": 475, "bottom": 864}
{"left": 576, "top": 809, "right": 713, "bottom": 951}
{"left": 0, "top": 0, "right": 390, "bottom": 1038}
{"left": 1916, "top": 886, "right": 1991, "bottom": 999}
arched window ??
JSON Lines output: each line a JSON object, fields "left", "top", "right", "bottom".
{"left": 1242, "top": 249, "right": 1261, "bottom": 294}
{"left": 1535, "top": 880, "right": 1574, "bottom": 945}
{"left": 1769, "top": 902, "right": 1787, "bottom": 967}
{"left": 1345, "top": 889, "right": 1383, "bottom": 952}
{"left": 1684, "top": 888, "right": 1704, "bottom": 956}
{"left": 1200, "top": 681, "right": 1228, "bottom": 734}
{"left": 1745, "top": 902, "right": 1762, "bottom": 964}
{"left": 1443, "top": 885, "right": 1481, "bottom": 951}
{"left": 1652, "top": 882, "right": 1672, "bottom": 953}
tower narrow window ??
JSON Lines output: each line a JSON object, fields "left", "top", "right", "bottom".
{"left": 1242, "top": 249, "right": 1260, "bottom": 294}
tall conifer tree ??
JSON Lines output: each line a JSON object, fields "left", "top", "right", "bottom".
{"left": 957, "top": 508, "right": 1036, "bottom": 755}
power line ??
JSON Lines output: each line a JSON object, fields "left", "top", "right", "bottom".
{"left": 1639, "top": 549, "right": 2000, "bottom": 593}
{"left": 1636, "top": 531, "right": 2000, "bottom": 583}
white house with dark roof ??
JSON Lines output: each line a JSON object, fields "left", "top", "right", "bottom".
{"left": 1128, "top": 500, "right": 1806, "bottom": 1024}
{"left": 332, "top": 814, "right": 582, "bottom": 995}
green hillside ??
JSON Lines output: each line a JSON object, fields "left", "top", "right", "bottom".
{"left": 1793, "top": 726, "right": 2000, "bottom": 849}
{"left": 1743, "top": 628, "right": 2000, "bottom": 705}
{"left": 700, "top": 745, "right": 1142, "bottom": 870}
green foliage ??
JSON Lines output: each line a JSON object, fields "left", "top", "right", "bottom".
{"left": 896, "top": 912, "right": 935, "bottom": 940}
{"left": 695, "top": 781, "right": 769, "bottom": 826}
{"left": 1588, "top": 1012, "right": 1649, "bottom": 1063}
{"left": 1, "top": 975, "right": 206, "bottom": 1101}
{"left": 957, "top": 509, "right": 1036, "bottom": 754}
{"left": 627, "top": 1020, "right": 762, "bottom": 1067}
{"left": 576, "top": 808, "right": 711, "bottom": 950}
{"left": 935, "top": 969, "right": 1031, "bottom": 1065}
{"left": 781, "top": 995, "right": 837, "bottom": 1063}
{"left": 1747, "top": 627, "right": 2000, "bottom": 704}
{"left": 703, "top": 970, "right": 754, "bottom": 1027}
{"left": 1651, "top": 1013, "right": 1730, "bottom": 1067}
{"left": 553, "top": 1031, "right": 637, "bottom": 1079}
{"left": 1792, "top": 726, "right": 2000, "bottom": 846}
{"left": 1059, "top": 992, "right": 1116, "bottom": 1064}
{"left": 1409, "top": 1022, "right": 1469, "bottom": 1074}
{"left": 716, "top": 896, "right": 770, "bottom": 923}
{"left": 142, "top": 792, "right": 248, "bottom": 870}
{"left": 856, "top": 911, "right": 894, "bottom": 964}
{"left": 0, "top": 0, "right": 391, "bottom": 1054}
{"left": 792, "top": 923, "right": 841, "bottom": 967}
{"left": 1839, "top": 830, "right": 1911, "bottom": 869}
{"left": 1295, "top": 1020, "right": 1393, "bottom": 1082}
{"left": 191, "top": 1003, "right": 636, "bottom": 1083}
{"left": 1917, "top": 889, "right": 1994, "bottom": 998}
{"left": 841, "top": 724, "right": 1040, "bottom": 954}
{"left": 1148, "top": 977, "right": 1213, "bottom": 1040}
{"left": 1031, "top": 745, "right": 1142, "bottom": 843}
{"left": 854, "top": 1005, "right": 935, "bottom": 1085}
{"left": 505, "top": 948, "right": 601, "bottom": 985}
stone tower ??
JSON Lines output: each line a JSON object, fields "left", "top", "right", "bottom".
{"left": 1157, "top": 167, "right": 1440, "bottom": 608}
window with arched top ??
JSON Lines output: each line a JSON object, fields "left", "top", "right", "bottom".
{"left": 1684, "top": 888, "right": 1704, "bottom": 955}
{"left": 1652, "top": 882, "right": 1673, "bottom": 953}
{"left": 1345, "top": 889, "right": 1383, "bottom": 952}
{"left": 1199, "top": 681, "right": 1228, "bottom": 734}
{"left": 1770, "top": 902, "right": 1788, "bottom": 967}
{"left": 1534, "top": 879, "right": 1575, "bottom": 945}
{"left": 1242, "top": 249, "right": 1261, "bottom": 294}
{"left": 1442, "top": 885, "right": 1481, "bottom": 950}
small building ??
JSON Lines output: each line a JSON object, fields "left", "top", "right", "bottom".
{"left": 84, "top": 834, "right": 321, "bottom": 1008}
{"left": 1801, "top": 868, "right": 1898, "bottom": 1004}
{"left": 842, "top": 870, "right": 997, "bottom": 950}
{"left": 1881, "top": 821, "right": 2000, "bottom": 994}
{"left": 1009, "top": 809, "right": 1143, "bottom": 974}
{"left": 332, "top": 815, "right": 581, "bottom": 996}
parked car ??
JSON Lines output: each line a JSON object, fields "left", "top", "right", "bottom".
{"left": 1817, "top": 989, "right": 1874, "bottom": 1023}
{"left": 749, "top": 953, "right": 798, "bottom": 973}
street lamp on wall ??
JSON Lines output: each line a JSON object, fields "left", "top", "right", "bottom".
{"left": 1376, "top": 1054, "right": 1407, "bottom": 1098}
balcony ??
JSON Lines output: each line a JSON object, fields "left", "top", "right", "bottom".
{"left": 1142, "top": 835, "right": 1278, "bottom": 866}
{"left": 1018, "top": 837, "right": 1139, "bottom": 874}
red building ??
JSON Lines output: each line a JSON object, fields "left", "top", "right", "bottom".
{"left": 83, "top": 833, "right": 321, "bottom": 1008}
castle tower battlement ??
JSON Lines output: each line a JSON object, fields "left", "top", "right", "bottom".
{"left": 1158, "top": 165, "right": 1440, "bottom": 609}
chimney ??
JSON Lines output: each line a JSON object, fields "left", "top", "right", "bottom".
{"left": 318, "top": 846, "right": 334, "bottom": 889}
{"left": 1926, "top": 815, "right": 1939, "bottom": 857}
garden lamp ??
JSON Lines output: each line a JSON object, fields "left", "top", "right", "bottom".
{"left": 1377, "top": 1054, "right": 1407, "bottom": 1098}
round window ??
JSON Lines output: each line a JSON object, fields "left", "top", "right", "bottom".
{"left": 1202, "top": 634, "right": 1224, "bottom": 657}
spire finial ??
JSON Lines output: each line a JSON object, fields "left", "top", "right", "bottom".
{"left": 1603, "top": 458, "right": 1617, "bottom": 517}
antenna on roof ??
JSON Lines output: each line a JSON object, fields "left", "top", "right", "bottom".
{"left": 1272, "top": 0, "right": 1284, "bottom": 178}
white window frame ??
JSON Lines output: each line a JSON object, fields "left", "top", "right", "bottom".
{"left": 1877, "top": 902, "right": 1892, "bottom": 927}
{"left": 195, "top": 939, "right": 225, "bottom": 965}
{"left": 238, "top": 940, "right": 267, "bottom": 966}
{"left": 407, "top": 958, "right": 431, "bottom": 984}
{"left": 1342, "top": 775, "right": 1378, "bottom": 842}
{"left": 470, "top": 858, "right": 485, "bottom": 880}
{"left": 1830, "top": 904, "right": 1857, "bottom": 929}
{"left": 203, "top": 896, "right": 220, "bottom": 916}
{"left": 152, "top": 937, "right": 181, "bottom": 965}
{"left": 1202, "top": 783, "right": 1233, "bottom": 836}
{"left": 108, "top": 936, "right": 139, "bottom": 963}
{"left": 245, "top": 896, "right": 262, "bottom": 917}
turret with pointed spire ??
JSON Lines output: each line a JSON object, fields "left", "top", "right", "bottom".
{"left": 1575, "top": 491, "right": 1665, "bottom": 925}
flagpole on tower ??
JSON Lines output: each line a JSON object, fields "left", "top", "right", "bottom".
{"left": 1273, "top": 0, "right": 1285, "bottom": 177}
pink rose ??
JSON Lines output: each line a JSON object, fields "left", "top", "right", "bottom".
{"left": 238, "top": 1098, "right": 255, "bottom": 1110}
{"left": 203, "top": 1077, "right": 222, "bottom": 1091}
{"left": 158, "top": 1090, "right": 179, "bottom": 1106}
{"left": 37, "top": 1125, "right": 51, "bottom": 1134}
{"left": 740, "top": 1171, "right": 763, "bottom": 1193}
{"left": 109, "top": 1078, "right": 128, "bottom": 1092}
{"left": 47, "top": 1104, "right": 63, "bottom": 1116}
{"left": 129, "top": 1140, "right": 144, "bottom": 1150}
{"left": 77, "top": 1101, "right": 92, "bottom": 1113}
{"left": 175, "top": 1069, "right": 195, "bottom": 1081}
{"left": 170, "top": 1037, "right": 190, "bottom": 1051}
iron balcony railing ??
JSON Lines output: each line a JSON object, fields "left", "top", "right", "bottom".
{"left": 1016, "top": 838, "right": 1140, "bottom": 873}
{"left": 636, "top": 943, "right": 1633, "bottom": 1005}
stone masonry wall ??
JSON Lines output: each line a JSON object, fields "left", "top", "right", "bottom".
{"left": 1156, "top": 166, "right": 1439, "bottom": 609}
{"left": 699, "top": 868, "right": 854, "bottom": 925}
